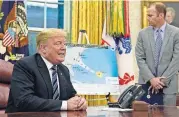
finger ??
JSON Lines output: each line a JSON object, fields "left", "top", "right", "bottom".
{"left": 71, "top": 96, "right": 78, "bottom": 101}
{"left": 155, "top": 89, "right": 158, "bottom": 94}
{"left": 82, "top": 102, "right": 87, "bottom": 110}
{"left": 73, "top": 96, "right": 81, "bottom": 104}
{"left": 155, "top": 85, "right": 162, "bottom": 89}
{"left": 156, "top": 85, "right": 161, "bottom": 90}
{"left": 159, "top": 76, "right": 166, "bottom": 79}
{"left": 153, "top": 84, "right": 158, "bottom": 89}
{"left": 73, "top": 102, "right": 79, "bottom": 110}
{"left": 158, "top": 84, "right": 163, "bottom": 89}
{"left": 69, "top": 99, "right": 80, "bottom": 108}
{"left": 152, "top": 88, "right": 155, "bottom": 94}
{"left": 78, "top": 101, "right": 87, "bottom": 110}
{"left": 77, "top": 98, "right": 85, "bottom": 108}
{"left": 159, "top": 81, "right": 165, "bottom": 86}
{"left": 148, "top": 86, "right": 152, "bottom": 91}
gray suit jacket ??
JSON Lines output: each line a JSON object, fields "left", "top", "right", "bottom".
{"left": 135, "top": 24, "right": 179, "bottom": 94}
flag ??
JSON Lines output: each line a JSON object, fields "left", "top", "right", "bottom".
{"left": 101, "top": 18, "right": 115, "bottom": 49}
{"left": 116, "top": 1, "right": 134, "bottom": 86}
{"left": 101, "top": 1, "right": 116, "bottom": 49}
{"left": 0, "top": 1, "right": 29, "bottom": 63}
{"left": 100, "top": 1, "right": 135, "bottom": 103}
{"left": 2, "top": 28, "right": 15, "bottom": 47}
{"left": 103, "top": 1, "right": 135, "bottom": 88}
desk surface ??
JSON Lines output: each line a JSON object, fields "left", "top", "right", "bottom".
{"left": 1, "top": 106, "right": 179, "bottom": 117}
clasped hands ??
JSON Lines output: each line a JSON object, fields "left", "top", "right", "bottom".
{"left": 149, "top": 77, "right": 166, "bottom": 94}
{"left": 67, "top": 95, "right": 87, "bottom": 110}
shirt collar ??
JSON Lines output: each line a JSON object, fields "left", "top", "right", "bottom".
{"left": 153, "top": 22, "right": 166, "bottom": 33}
{"left": 41, "top": 55, "right": 54, "bottom": 70}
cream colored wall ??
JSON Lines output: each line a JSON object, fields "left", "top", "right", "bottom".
{"left": 129, "top": 1, "right": 142, "bottom": 83}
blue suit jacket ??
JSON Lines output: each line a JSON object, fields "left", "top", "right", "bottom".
{"left": 6, "top": 53, "right": 76, "bottom": 113}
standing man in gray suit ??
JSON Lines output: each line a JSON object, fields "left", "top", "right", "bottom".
{"left": 135, "top": 2, "right": 179, "bottom": 106}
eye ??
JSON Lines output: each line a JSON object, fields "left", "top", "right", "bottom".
{"left": 54, "top": 41, "right": 66, "bottom": 46}
{"left": 148, "top": 15, "right": 152, "bottom": 17}
{"left": 55, "top": 41, "right": 62, "bottom": 45}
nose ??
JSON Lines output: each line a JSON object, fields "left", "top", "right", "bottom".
{"left": 61, "top": 44, "right": 66, "bottom": 50}
{"left": 147, "top": 16, "right": 150, "bottom": 21}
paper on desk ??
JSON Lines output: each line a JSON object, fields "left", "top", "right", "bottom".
{"left": 101, "top": 107, "right": 133, "bottom": 112}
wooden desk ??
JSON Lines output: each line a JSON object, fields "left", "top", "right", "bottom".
{"left": 0, "top": 106, "right": 179, "bottom": 117}
{"left": 177, "top": 94, "right": 179, "bottom": 106}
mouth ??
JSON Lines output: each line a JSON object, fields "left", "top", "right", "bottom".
{"left": 58, "top": 53, "right": 65, "bottom": 56}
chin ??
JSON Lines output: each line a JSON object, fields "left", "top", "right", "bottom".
{"left": 58, "top": 58, "right": 65, "bottom": 63}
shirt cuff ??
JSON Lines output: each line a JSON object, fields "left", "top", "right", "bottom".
{"left": 61, "top": 101, "right": 67, "bottom": 110}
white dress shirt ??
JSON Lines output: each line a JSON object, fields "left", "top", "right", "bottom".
{"left": 41, "top": 56, "right": 67, "bottom": 110}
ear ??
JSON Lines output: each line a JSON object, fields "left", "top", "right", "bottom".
{"left": 159, "top": 13, "right": 164, "bottom": 18}
{"left": 39, "top": 44, "right": 47, "bottom": 53}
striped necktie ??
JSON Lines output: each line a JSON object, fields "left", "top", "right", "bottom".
{"left": 154, "top": 29, "right": 163, "bottom": 75}
{"left": 51, "top": 65, "right": 60, "bottom": 100}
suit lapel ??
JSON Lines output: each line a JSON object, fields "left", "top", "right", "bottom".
{"left": 148, "top": 27, "right": 155, "bottom": 58}
{"left": 36, "top": 54, "right": 53, "bottom": 98}
{"left": 57, "top": 65, "right": 68, "bottom": 99}
{"left": 159, "top": 24, "right": 172, "bottom": 61}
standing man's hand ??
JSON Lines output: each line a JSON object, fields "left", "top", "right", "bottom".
{"left": 149, "top": 86, "right": 159, "bottom": 94}
{"left": 150, "top": 77, "right": 165, "bottom": 90}
{"left": 160, "top": 77, "right": 167, "bottom": 86}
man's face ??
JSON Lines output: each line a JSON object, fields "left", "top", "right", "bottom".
{"left": 44, "top": 36, "right": 66, "bottom": 64}
{"left": 166, "top": 11, "right": 173, "bottom": 24}
{"left": 147, "top": 6, "right": 161, "bottom": 27}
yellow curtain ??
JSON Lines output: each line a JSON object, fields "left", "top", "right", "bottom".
{"left": 141, "top": 1, "right": 150, "bottom": 28}
{"left": 71, "top": 0, "right": 106, "bottom": 45}
{"left": 72, "top": 0, "right": 107, "bottom": 106}
{"left": 107, "top": 0, "right": 124, "bottom": 35}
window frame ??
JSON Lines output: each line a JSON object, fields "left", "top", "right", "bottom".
{"left": 25, "top": 0, "right": 64, "bottom": 32}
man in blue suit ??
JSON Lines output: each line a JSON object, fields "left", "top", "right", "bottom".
{"left": 6, "top": 28, "right": 87, "bottom": 113}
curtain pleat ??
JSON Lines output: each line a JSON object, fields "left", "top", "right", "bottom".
{"left": 71, "top": 0, "right": 105, "bottom": 45}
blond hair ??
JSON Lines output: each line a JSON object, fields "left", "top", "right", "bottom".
{"left": 36, "top": 28, "right": 66, "bottom": 48}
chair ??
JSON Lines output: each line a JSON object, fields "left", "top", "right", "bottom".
{"left": 0, "top": 59, "right": 14, "bottom": 113}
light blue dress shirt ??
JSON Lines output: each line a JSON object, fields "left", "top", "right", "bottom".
{"left": 153, "top": 22, "right": 167, "bottom": 41}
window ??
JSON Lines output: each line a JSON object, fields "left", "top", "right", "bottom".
{"left": 25, "top": 0, "right": 65, "bottom": 55}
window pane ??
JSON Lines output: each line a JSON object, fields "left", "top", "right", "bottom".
{"left": 27, "top": 2, "right": 44, "bottom": 28}
{"left": 47, "top": 3, "right": 58, "bottom": 28}
{"left": 28, "top": 31, "right": 38, "bottom": 55}
{"left": 58, "top": 4, "right": 64, "bottom": 28}
{"left": 58, "top": 0, "right": 64, "bottom": 2}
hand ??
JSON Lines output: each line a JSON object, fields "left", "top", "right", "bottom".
{"left": 67, "top": 96, "right": 81, "bottom": 110}
{"left": 76, "top": 97, "right": 87, "bottom": 110}
{"left": 149, "top": 86, "right": 159, "bottom": 94}
{"left": 160, "top": 77, "right": 167, "bottom": 87}
{"left": 150, "top": 77, "right": 165, "bottom": 90}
